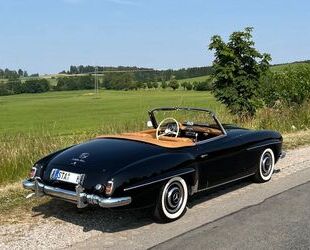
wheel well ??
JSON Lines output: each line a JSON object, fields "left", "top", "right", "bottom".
{"left": 181, "top": 171, "right": 198, "bottom": 195}
{"left": 269, "top": 144, "right": 280, "bottom": 162}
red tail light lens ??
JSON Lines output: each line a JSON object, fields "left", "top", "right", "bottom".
{"left": 29, "top": 167, "right": 37, "bottom": 179}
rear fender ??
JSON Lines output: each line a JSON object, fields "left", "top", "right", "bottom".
{"left": 246, "top": 138, "right": 283, "bottom": 162}
{"left": 112, "top": 153, "right": 198, "bottom": 195}
{"left": 34, "top": 146, "right": 73, "bottom": 178}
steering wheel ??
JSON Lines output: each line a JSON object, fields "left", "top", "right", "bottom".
{"left": 156, "top": 117, "right": 180, "bottom": 140}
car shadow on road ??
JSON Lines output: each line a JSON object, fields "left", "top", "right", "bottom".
{"left": 32, "top": 176, "right": 258, "bottom": 233}
{"left": 32, "top": 199, "right": 154, "bottom": 233}
{"left": 187, "top": 177, "right": 254, "bottom": 208}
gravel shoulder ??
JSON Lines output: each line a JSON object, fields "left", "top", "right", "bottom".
{"left": 1, "top": 146, "right": 310, "bottom": 249}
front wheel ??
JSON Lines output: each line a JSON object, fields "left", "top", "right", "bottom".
{"left": 253, "top": 148, "right": 275, "bottom": 182}
{"left": 153, "top": 176, "right": 188, "bottom": 222}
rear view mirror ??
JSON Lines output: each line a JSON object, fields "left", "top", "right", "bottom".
{"left": 147, "top": 121, "right": 153, "bottom": 128}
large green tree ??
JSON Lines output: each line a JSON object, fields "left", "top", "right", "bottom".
{"left": 168, "top": 79, "right": 179, "bottom": 90}
{"left": 209, "top": 27, "right": 271, "bottom": 117}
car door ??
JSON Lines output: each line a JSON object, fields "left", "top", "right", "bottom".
{"left": 196, "top": 135, "right": 249, "bottom": 189}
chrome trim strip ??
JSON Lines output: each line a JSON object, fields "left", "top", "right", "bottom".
{"left": 22, "top": 179, "right": 131, "bottom": 208}
{"left": 123, "top": 169, "right": 195, "bottom": 192}
{"left": 246, "top": 141, "right": 281, "bottom": 151}
{"left": 195, "top": 134, "right": 227, "bottom": 145}
{"left": 197, "top": 173, "right": 255, "bottom": 193}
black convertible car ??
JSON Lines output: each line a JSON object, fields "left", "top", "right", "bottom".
{"left": 23, "top": 107, "right": 285, "bottom": 222}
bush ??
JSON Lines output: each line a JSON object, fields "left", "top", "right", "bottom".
{"left": 55, "top": 75, "right": 94, "bottom": 91}
{"left": 102, "top": 73, "right": 134, "bottom": 90}
{"left": 185, "top": 82, "right": 193, "bottom": 90}
{"left": 23, "top": 79, "right": 50, "bottom": 93}
{"left": 161, "top": 80, "right": 167, "bottom": 89}
{"left": 0, "top": 83, "right": 10, "bottom": 96}
{"left": 0, "top": 79, "right": 50, "bottom": 95}
{"left": 193, "top": 80, "right": 212, "bottom": 91}
{"left": 261, "top": 64, "right": 310, "bottom": 107}
{"left": 168, "top": 79, "right": 179, "bottom": 90}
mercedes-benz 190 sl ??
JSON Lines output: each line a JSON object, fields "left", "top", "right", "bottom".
{"left": 23, "top": 107, "right": 285, "bottom": 222}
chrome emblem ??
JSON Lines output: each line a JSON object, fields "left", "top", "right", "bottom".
{"left": 71, "top": 152, "right": 90, "bottom": 165}
{"left": 79, "top": 152, "right": 90, "bottom": 160}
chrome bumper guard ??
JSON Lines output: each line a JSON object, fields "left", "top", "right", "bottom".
{"left": 22, "top": 178, "right": 132, "bottom": 208}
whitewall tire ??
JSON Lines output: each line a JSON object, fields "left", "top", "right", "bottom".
{"left": 154, "top": 176, "right": 188, "bottom": 222}
{"left": 254, "top": 148, "right": 275, "bottom": 182}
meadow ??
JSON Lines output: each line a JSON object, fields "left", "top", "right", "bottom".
{"left": 1, "top": 88, "right": 310, "bottom": 185}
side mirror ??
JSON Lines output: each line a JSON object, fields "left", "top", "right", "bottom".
{"left": 147, "top": 121, "right": 153, "bottom": 128}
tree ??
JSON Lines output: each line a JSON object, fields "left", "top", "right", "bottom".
{"left": 7, "top": 80, "right": 23, "bottom": 94}
{"left": 168, "top": 79, "right": 179, "bottom": 90}
{"left": 193, "top": 80, "right": 212, "bottom": 91}
{"left": 181, "top": 81, "right": 187, "bottom": 90}
{"left": 147, "top": 81, "right": 153, "bottom": 89}
{"left": 185, "top": 82, "right": 193, "bottom": 90}
{"left": 209, "top": 27, "right": 271, "bottom": 117}
{"left": 161, "top": 79, "right": 167, "bottom": 89}
{"left": 23, "top": 79, "right": 50, "bottom": 93}
{"left": 18, "top": 69, "right": 23, "bottom": 77}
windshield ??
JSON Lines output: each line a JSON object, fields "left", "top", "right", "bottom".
{"left": 149, "top": 107, "right": 225, "bottom": 133}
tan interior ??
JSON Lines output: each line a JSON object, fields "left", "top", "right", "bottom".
{"left": 97, "top": 127, "right": 222, "bottom": 148}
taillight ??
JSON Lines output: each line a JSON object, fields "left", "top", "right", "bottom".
{"left": 29, "top": 167, "right": 37, "bottom": 179}
{"left": 105, "top": 181, "right": 114, "bottom": 196}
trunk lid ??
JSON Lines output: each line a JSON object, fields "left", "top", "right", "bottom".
{"left": 42, "top": 138, "right": 166, "bottom": 190}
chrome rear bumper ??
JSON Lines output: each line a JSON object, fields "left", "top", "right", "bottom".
{"left": 22, "top": 178, "right": 131, "bottom": 208}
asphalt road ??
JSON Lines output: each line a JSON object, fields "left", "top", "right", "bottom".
{"left": 153, "top": 181, "right": 310, "bottom": 250}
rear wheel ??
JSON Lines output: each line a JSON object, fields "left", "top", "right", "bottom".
{"left": 253, "top": 148, "right": 275, "bottom": 182}
{"left": 153, "top": 176, "right": 188, "bottom": 222}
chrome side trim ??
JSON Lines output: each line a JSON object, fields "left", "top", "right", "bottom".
{"left": 195, "top": 134, "right": 227, "bottom": 145}
{"left": 197, "top": 173, "right": 255, "bottom": 193}
{"left": 123, "top": 169, "right": 195, "bottom": 192}
{"left": 22, "top": 179, "right": 131, "bottom": 208}
{"left": 246, "top": 141, "right": 281, "bottom": 151}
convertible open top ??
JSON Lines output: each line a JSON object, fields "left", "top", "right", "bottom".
{"left": 96, "top": 129, "right": 195, "bottom": 148}
{"left": 97, "top": 107, "right": 225, "bottom": 148}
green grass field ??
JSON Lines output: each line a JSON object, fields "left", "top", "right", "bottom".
{"left": 177, "top": 75, "right": 211, "bottom": 83}
{"left": 0, "top": 89, "right": 228, "bottom": 136}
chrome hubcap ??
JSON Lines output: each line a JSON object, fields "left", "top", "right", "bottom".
{"left": 261, "top": 152, "right": 272, "bottom": 177}
{"left": 164, "top": 182, "right": 184, "bottom": 214}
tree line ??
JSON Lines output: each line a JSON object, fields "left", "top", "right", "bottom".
{"left": 61, "top": 65, "right": 213, "bottom": 82}
{"left": 0, "top": 78, "right": 50, "bottom": 95}
{"left": 0, "top": 68, "right": 28, "bottom": 79}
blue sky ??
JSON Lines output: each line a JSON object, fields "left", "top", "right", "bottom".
{"left": 0, "top": 0, "right": 309, "bottom": 74}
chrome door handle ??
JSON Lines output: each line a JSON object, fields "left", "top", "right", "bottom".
{"left": 200, "top": 154, "right": 208, "bottom": 159}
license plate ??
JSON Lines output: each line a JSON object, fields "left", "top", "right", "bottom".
{"left": 50, "top": 169, "right": 83, "bottom": 184}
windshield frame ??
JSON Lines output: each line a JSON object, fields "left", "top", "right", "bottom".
{"left": 148, "top": 107, "right": 227, "bottom": 135}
